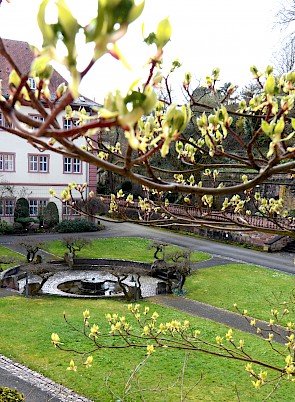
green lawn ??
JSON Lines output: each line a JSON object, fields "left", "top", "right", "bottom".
{"left": 1, "top": 238, "right": 295, "bottom": 399}
{"left": 185, "top": 264, "right": 295, "bottom": 324}
{"left": 0, "top": 296, "right": 293, "bottom": 402}
{"left": 43, "top": 237, "right": 210, "bottom": 263}
{"left": 0, "top": 245, "right": 22, "bottom": 271}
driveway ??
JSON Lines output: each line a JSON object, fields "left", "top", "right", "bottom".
{"left": 0, "top": 219, "right": 294, "bottom": 274}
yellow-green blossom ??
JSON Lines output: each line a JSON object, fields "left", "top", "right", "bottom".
{"left": 67, "top": 359, "right": 77, "bottom": 371}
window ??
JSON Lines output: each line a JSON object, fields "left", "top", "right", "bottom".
{"left": 62, "top": 201, "right": 80, "bottom": 216}
{"left": 28, "top": 77, "right": 36, "bottom": 90}
{"left": 30, "top": 114, "right": 44, "bottom": 123}
{"left": 0, "top": 153, "right": 15, "bottom": 171}
{"left": 29, "top": 199, "right": 48, "bottom": 216}
{"left": 0, "top": 199, "right": 14, "bottom": 216}
{"left": 63, "top": 157, "right": 82, "bottom": 174}
{"left": 0, "top": 112, "right": 12, "bottom": 128}
{"left": 28, "top": 154, "right": 49, "bottom": 173}
{"left": 63, "top": 118, "right": 78, "bottom": 130}
{"left": 28, "top": 114, "right": 44, "bottom": 130}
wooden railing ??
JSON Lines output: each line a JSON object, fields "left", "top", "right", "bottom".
{"left": 99, "top": 195, "right": 294, "bottom": 231}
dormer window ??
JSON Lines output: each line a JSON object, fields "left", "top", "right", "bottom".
{"left": 28, "top": 77, "right": 36, "bottom": 90}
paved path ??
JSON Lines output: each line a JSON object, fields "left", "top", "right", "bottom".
{"left": 0, "top": 355, "right": 93, "bottom": 402}
{"left": 1, "top": 220, "right": 294, "bottom": 272}
{"left": 0, "top": 221, "right": 294, "bottom": 400}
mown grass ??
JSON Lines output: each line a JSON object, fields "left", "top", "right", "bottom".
{"left": 0, "top": 245, "right": 22, "bottom": 271}
{"left": 185, "top": 264, "right": 295, "bottom": 324}
{"left": 2, "top": 237, "right": 295, "bottom": 399}
{"left": 43, "top": 237, "right": 210, "bottom": 263}
{"left": 0, "top": 296, "right": 293, "bottom": 401}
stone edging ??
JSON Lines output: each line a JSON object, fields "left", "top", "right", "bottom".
{"left": 0, "top": 354, "right": 94, "bottom": 401}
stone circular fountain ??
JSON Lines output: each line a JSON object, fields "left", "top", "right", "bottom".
{"left": 42, "top": 258, "right": 165, "bottom": 298}
{"left": 2, "top": 258, "right": 167, "bottom": 298}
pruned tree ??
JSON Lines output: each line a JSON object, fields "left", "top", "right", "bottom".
{"left": 61, "top": 236, "right": 91, "bottom": 258}
{"left": 149, "top": 240, "right": 168, "bottom": 260}
{"left": 150, "top": 242, "right": 191, "bottom": 294}
{"left": 0, "top": 255, "right": 18, "bottom": 272}
{"left": 20, "top": 262, "right": 54, "bottom": 296}
{"left": 18, "top": 239, "right": 44, "bottom": 263}
{"left": 111, "top": 270, "right": 143, "bottom": 301}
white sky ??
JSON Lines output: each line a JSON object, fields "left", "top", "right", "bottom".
{"left": 0, "top": 0, "right": 286, "bottom": 102}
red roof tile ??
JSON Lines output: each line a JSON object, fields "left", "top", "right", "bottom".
{"left": 0, "top": 38, "right": 66, "bottom": 96}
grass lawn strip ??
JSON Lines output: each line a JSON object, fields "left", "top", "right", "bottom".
{"left": 0, "top": 239, "right": 294, "bottom": 401}
{"left": 0, "top": 296, "right": 293, "bottom": 402}
{"left": 42, "top": 237, "right": 210, "bottom": 263}
{"left": 186, "top": 264, "right": 295, "bottom": 325}
{"left": 0, "top": 245, "right": 23, "bottom": 271}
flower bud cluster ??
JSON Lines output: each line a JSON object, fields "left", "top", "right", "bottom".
{"left": 196, "top": 106, "right": 232, "bottom": 157}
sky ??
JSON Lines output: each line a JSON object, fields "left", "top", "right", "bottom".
{"left": 0, "top": 0, "right": 287, "bottom": 103}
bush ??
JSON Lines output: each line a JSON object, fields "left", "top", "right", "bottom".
{"left": 14, "top": 198, "right": 37, "bottom": 230}
{"left": 121, "top": 180, "right": 133, "bottom": 193}
{"left": 84, "top": 197, "right": 106, "bottom": 216}
{"left": 15, "top": 217, "right": 39, "bottom": 227}
{"left": 56, "top": 218, "right": 99, "bottom": 233}
{"left": 0, "top": 220, "right": 14, "bottom": 234}
{"left": 0, "top": 387, "right": 24, "bottom": 401}
{"left": 43, "top": 202, "right": 59, "bottom": 228}
{"left": 97, "top": 182, "right": 108, "bottom": 194}
{"left": 14, "top": 198, "right": 29, "bottom": 220}
{"left": 12, "top": 222, "right": 23, "bottom": 232}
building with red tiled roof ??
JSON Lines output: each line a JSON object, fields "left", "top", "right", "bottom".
{"left": 0, "top": 39, "right": 97, "bottom": 223}
{"left": 0, "top": 39, "right": 66, "bottom": 97}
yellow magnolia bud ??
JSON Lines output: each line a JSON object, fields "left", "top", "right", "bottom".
{"left": 51, "top": 333, "right": 60, "bottom": 345}
{"left": 264, "top": 74, "right": 276, "bottom": 95}
{"left": 84, "top": 355, "right": 93, "bottom": 368}
{"left": 153, "top": 70, "right": 163, "bottom": 84}
{"left": 147, "top": 344, "right": 155, "bottom": 354}
{"left": 67, "top": 359, "right": 77, "bottom": 371}
{"left": 156, "top": 17, "right": 172, "bottom": 49}
{"left": 9, "top": 70, "right": 21, "bottom": 88}
{"left": 250, "top": 65, "right": 260, "bottom": 79}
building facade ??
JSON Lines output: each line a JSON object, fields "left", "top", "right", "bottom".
{"left": 0, "top": 39, "right": 97, "bottom": 223}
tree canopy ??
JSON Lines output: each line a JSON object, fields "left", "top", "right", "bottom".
{"left": 1, "top": 0, "right": 295, "bottom": 238}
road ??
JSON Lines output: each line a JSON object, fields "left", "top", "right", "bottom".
{"left": 1, "top": 219, "right": 294, "bottom": 274}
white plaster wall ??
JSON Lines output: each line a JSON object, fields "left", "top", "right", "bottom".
{"left": 0, "top": 105, "right": 89, "bottom": 220}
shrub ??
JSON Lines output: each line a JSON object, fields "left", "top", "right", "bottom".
{"left": 14, "top": 198, "right": 29, "bottom": 220}
{"left": 0, "top": 386, "right": 24, "bottom": 401}
{"left": 43, "top": 202, "right": 59, "bottom": 228}
{"left": 121, "top": 180, "right": 133, "bottom": 193}
{"left": 56, "top": 218, "right": 99, "bottom": 233}
{"left": 0, "top": 220, "right": 14, "bottom": 234}
{"left": 14, "top": 198, "right": 37, "bottom": 230}
{"left": 15, "top": 217, "right": 39, "bottom": 227}
{"left": 97, "top": 182, "right": 108, "bottom": 194}
{"left": 12, "top": 222, "right": 23, "bottom": 232}
{"left": 85, "top": 197, "right": 106, "bottom": 216}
